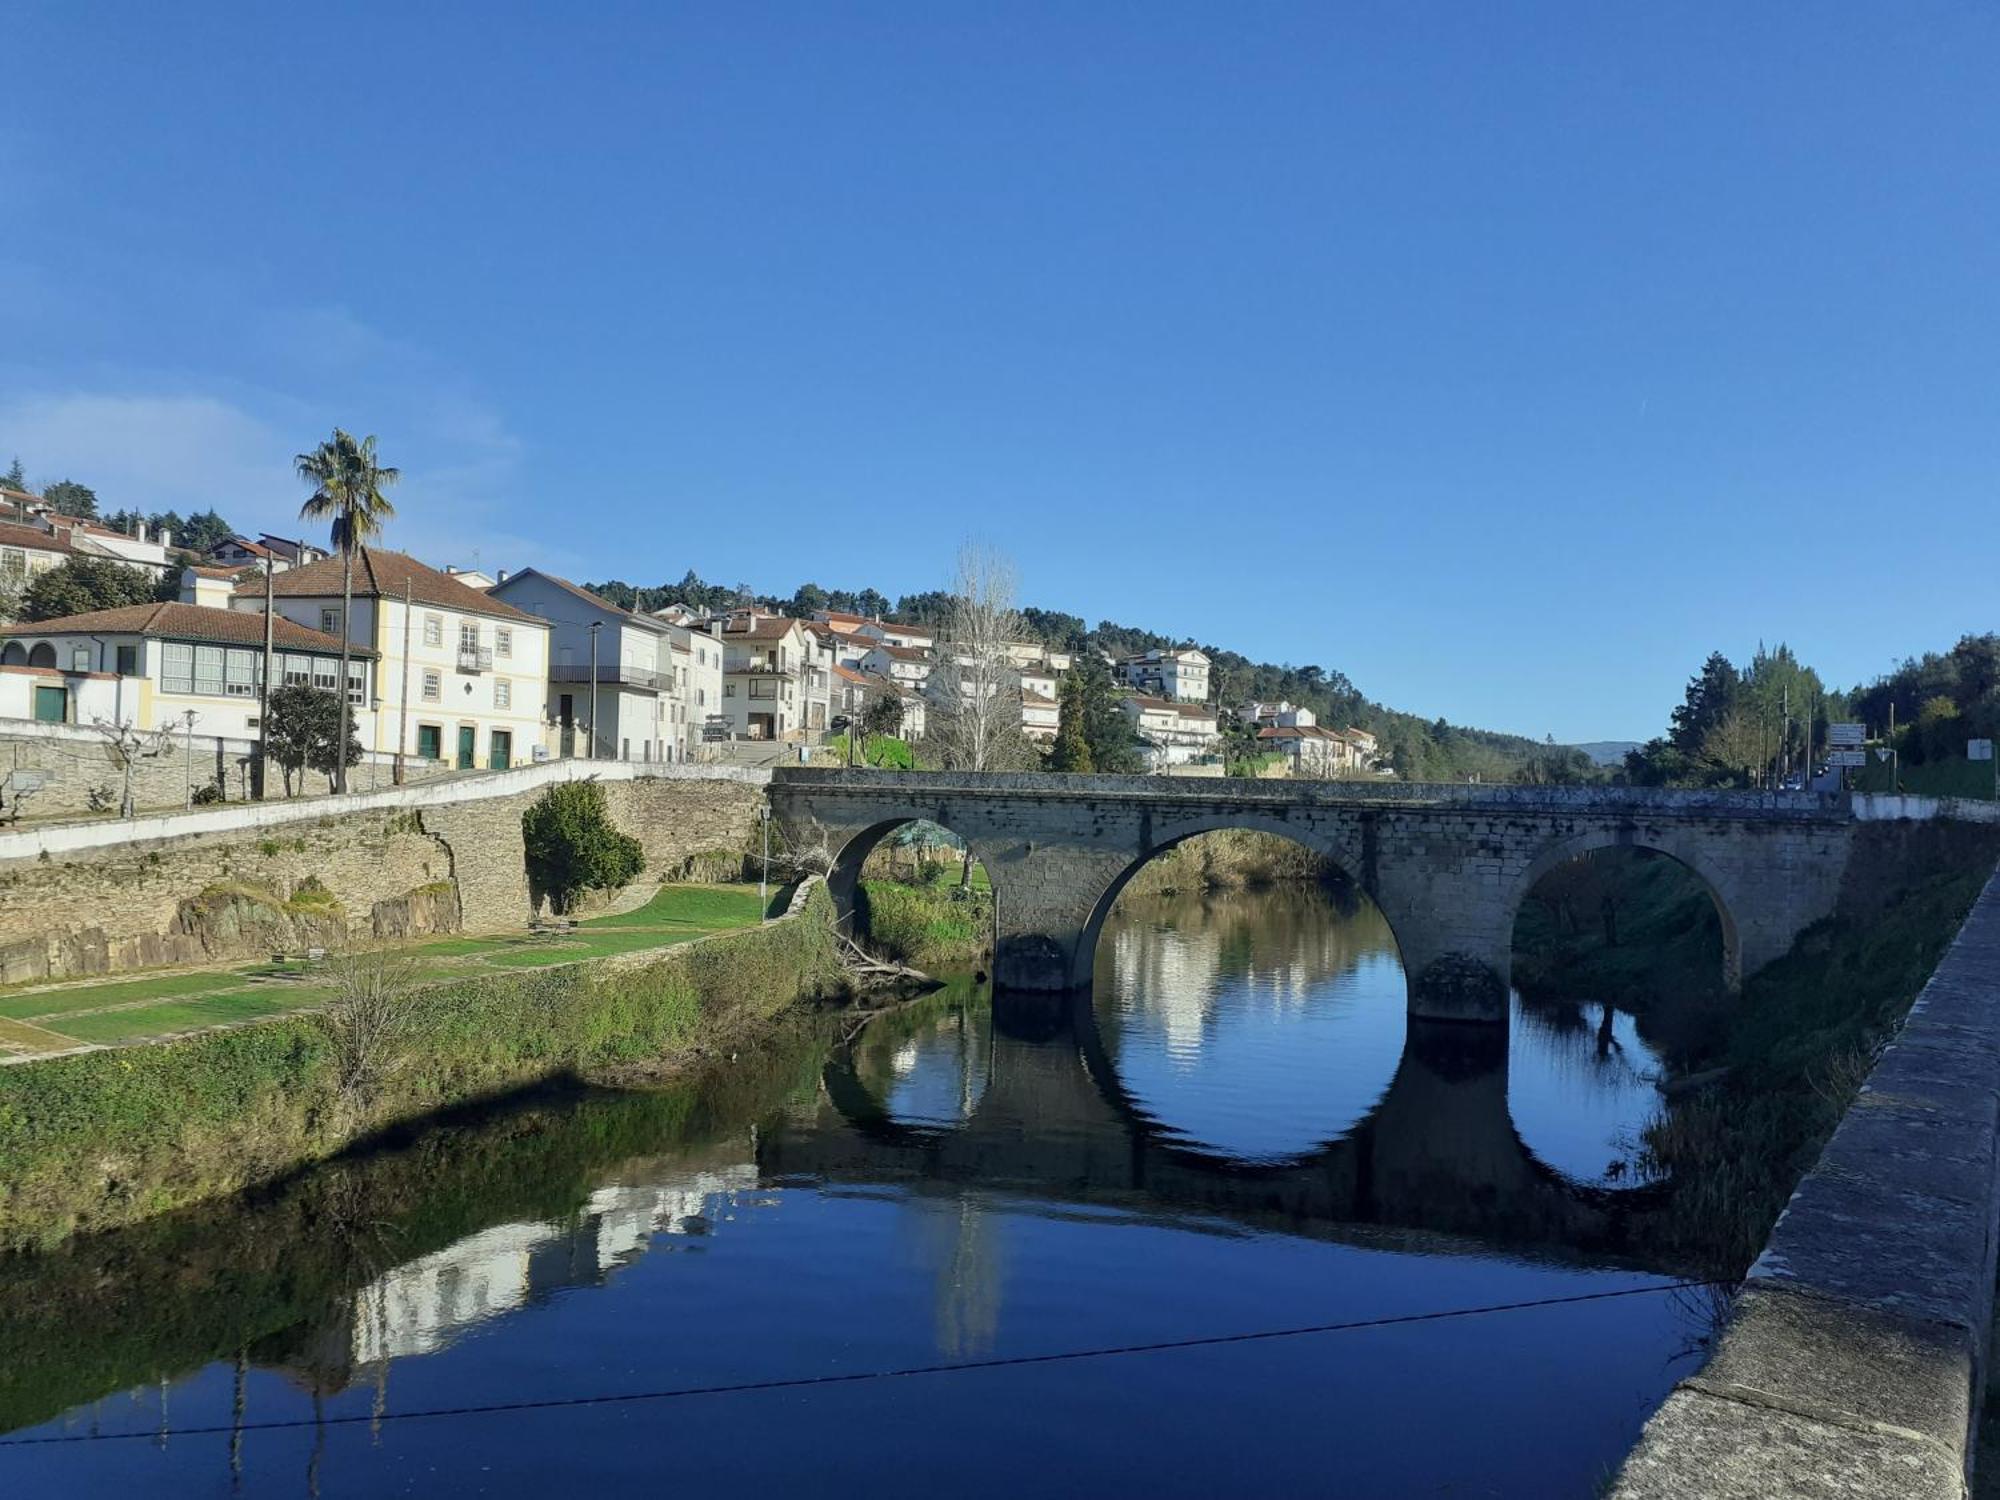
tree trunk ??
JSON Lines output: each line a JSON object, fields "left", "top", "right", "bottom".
{"left": 335, "top": 539, "right": 354, "bottom": 795}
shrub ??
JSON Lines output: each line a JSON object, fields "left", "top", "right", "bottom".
{"left": 522, "top": 780, "right": 645, "bottom": 914}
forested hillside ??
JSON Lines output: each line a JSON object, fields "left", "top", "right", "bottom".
{"left": 584, "top": 570, "right": 1596, "bottom": 784}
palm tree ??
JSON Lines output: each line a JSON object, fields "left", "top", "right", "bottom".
{"left": 297, "top": 430, "right": 399, "bottom": 794}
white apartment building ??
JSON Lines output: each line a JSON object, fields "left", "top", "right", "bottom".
{"left": 659, "top": 618, "right": 725, "bottom": 756}
{"left": 860, "top": 643, "right": 934, "bottom": 691}
{"left": 488, "top": 569, "right": 689, "bottom": 763}
{"left": 1118, "top": 647, "right": 1211, "bottom": 704}
{"left": 1119, "top": 694, "right": 1221, "bottom": 770}
{"left": 710, "top": 612, "right": 832, "bottom": 741}
{"left": 235, "top": 547, "right": 551, "bottom": 771}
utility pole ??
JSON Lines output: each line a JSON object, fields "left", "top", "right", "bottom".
{"left": 758, "top": 804, "right": 770, "bottom": 917}
{"left": 587, "top": 621, "right": 602, "bottom": 761}
{"left": 256, "top": 560, "right": 275, "bottom": 800}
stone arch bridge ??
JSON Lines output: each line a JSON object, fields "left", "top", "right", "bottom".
{"left": 768, "top": 769, "right": 1861, "bottom": 1022}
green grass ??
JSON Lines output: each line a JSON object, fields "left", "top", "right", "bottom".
{"left": 54, "top": 991, "right": 316, "bottom": 1044}
{"left": 0, "top": 883, "right": 779, "bottom": 1053}
{"left": 0, "top": 973, "right": 252, "bottom": 1021}
{"left": 588, "top": 883, "right": 766, "bottom": 929}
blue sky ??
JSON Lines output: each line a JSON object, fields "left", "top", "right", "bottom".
{"left": 3, "top": 4, "right": 1995, "bottom": 743}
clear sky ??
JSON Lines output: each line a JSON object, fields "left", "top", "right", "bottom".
{"left": 3, "top": 3, "right": 1995, "bottom": 742}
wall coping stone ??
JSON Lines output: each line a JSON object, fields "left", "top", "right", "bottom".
{"left": 1609, "top": 862, "right": 2000, "bottom": 1498}
{"left": 0, "top": 760, "right": 772, "bottom": 865}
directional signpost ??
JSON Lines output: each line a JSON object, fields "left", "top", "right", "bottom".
{"left": 1827, "top": 723, "right": 1868, "bottom": 789}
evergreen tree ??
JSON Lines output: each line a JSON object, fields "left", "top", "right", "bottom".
{"left": 1047, "top": 672, "right": 1093, "bottom": 772}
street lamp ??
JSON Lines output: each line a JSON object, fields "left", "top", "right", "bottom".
{"left": 587, "top": 620, "right": 602, "bottom": 761}
{"left": 182, "top": 709, "right": 200, "bottom": 808}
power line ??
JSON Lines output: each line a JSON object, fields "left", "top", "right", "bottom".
{"left": 0, "top": 1278, "right": 1723, "bottom": 1449}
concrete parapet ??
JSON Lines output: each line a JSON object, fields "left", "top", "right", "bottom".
{"left": 1609, "top": 864, "right": 2000, "bottom": 1498}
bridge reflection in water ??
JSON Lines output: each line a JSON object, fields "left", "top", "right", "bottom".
{"left": 765, "top": 986, "right": 1668, "bottom": 1270}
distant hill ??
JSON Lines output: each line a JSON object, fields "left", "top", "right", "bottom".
{"left": 1571, "top": 741, "right": 1641, "bottom": 767}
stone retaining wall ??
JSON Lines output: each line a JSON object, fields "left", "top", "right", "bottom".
{"left": 0, "top": 761, "right": 773, "bottom": 985}
{"left": 1610, "top": 863, "right": 2000, "bottom": 1499}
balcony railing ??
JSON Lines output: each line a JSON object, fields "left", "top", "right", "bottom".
{"left": 457, "top": 647, "right": 493, "bottom": 673}
{"left": 550, "top": 663, "right": 670, "bottom": 691}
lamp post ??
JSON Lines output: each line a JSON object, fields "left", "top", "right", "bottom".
{"left": 587, "top": 620, "right": 602, "bottom": 761}
{"left": 759, "top": 804, "right": 770, "bottom": 918}
{"left": 182, "top": 709, "right": 199, "bottom": 808}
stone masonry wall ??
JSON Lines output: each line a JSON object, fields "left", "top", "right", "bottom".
{"left": 0, "top": 723, "right": 450, "bottom": 820}
{"left": 0, "top": 763, "right": 774, "bottom": 984}
{"left": 0, "top": 810, "right": 457, "bottom": 984}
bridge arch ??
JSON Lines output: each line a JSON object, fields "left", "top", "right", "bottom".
{"left": 1507, "top": 828, "right": 1743, "bottom": 992}
{"left": 1068, "top": 813, "right": 1398, "bottom": 991}
{"left": 822, "top": 814, "right": 1000, "bottom": 951}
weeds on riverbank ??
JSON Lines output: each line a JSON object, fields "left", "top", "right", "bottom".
{"left": 859, "top": 878, "right": 994, "bottom": 970}
{"left": 0, "top": 885, "right": 847, "bottom": 1251}
{"left": 1638, "top": 852, "right": 1997, "bottom": 1276}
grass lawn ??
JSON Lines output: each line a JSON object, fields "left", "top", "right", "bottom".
{"left": 0, "top": 883, "right": 773, "bottom": 1057}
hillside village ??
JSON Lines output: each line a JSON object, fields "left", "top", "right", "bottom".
{"left": 0, "top": 473, "right": 1406, "bottom": 810}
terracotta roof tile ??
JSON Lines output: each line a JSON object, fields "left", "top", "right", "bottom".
{"left": 0, "top": 603, "right": 373, "bottom": 655}
{"left": 238, "top": 546, "right": 540, "bottom": 624}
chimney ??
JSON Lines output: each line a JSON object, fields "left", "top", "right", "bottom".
{"left": 497, "top": 569, "right": 509, "bottom": 582}
{"left": 135, "top": 520, "right": 148, "bottom": 543}
{"left": 159, "top": 529, "right": 173, "bottom": 549}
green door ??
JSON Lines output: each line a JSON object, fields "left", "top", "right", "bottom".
{"left": 416, "top": 724, "right": 442, "bottom": 762}
{"left": 32, "top": 685, "right": 67, "bottom": 724}
{"left": 488, "top": 730, "right": 512, "bottom": 770}
{"left": 456, "top": 726, "right": 477, "bottom": 770}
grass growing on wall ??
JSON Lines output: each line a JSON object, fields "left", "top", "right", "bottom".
{"left": 0, "top": 884, "right": 847, "bottom": 1252}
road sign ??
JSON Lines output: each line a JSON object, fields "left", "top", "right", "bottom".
{"left": 1828, "top": 749, "right": 1866, "bottom": 768}
{"left": 1827, "top": 722, "right": 1865, "bottom": 748}
{"left": 1970, "top": 739, "right": 1995, "bottom": 762}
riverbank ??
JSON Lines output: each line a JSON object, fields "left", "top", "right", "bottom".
{"left": 0, "top": 883, "right": 847, "bottom": 1252}
{"left": 0, "top": 1017, "right": 839, "bottom": 1437}
{"left": 1632, "top": 822, "right": 2000, "bottom": 1276}
{"left": 1118, "top": 829, "right": 1335, "bottom": 898}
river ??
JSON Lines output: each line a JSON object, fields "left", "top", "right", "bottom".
{"left": 0, "top": 885, "right": 1709, "bottom": 1497}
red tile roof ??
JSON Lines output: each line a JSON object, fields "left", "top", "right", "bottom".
{"left": 238, "top": 546, "right": 539, "bottom": 624}
{"left": 0, "top": 603, "right": 374, "bottom": 655}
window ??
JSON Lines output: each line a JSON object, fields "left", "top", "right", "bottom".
{"left": 724, "top": 683, "right": 736, "bottom": 698}
{"left": 70, "top": 646, "right": 90, "bottom": 673}
{"left": 347, "top": 659, "right": 367, "bottom": 706}
{"left": 163, "top": 642, "right": 193, "bottom": 694}
{"left": 194, "top": 645, "right": 224, "bottom": 696}
{"left": 423, "top": 614, "right": 443, "bottom": 647}
{"left": 0, "top": 548, "right": 23, "bottom": 577}
{"left": 459, "top": 622, "right": 479, "bottom": 655}
{"left": 495, "top": 627, "right": 512, "bottom": 658}
{"left": 321, "top": 608, "right": 340, "bottom": 636}
{"left": 225, "top": 648, "right": 258, "bottom": 697}
{"left": 494, "top": 677, "right": 511, "bottom": 709}
{"left": 422, "top": 669, "right": 441, "bottom": 703}
{"left": 312, "top": 657, "right": 337, "bottom": 692}
{"left": 696, "top": 688, "right": 706, "bottom": 706}
{"left": 284, "top": 654, "right": 312, "bottom": 687}
{"left": 416, "top": 723, "right": 442, "bottom": 761}
{"left": 749, "top": 679, "right": 775, "bottom": 699}
{"left": 115, "top": 645, "right": 137, "bottom": 676}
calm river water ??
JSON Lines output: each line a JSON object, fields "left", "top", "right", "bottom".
{"left": 0, "top": 886, "right": 1708, "bottom": 1498}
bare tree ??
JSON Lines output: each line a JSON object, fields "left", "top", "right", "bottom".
{"left": 926, "top": 542, "right": 1035, "bottom": 774}
{"left": 322, "top": 951, "right": 429, "bottom": 1105}
{"left": 90, "top": 717, "right": 176, "bottom": 818}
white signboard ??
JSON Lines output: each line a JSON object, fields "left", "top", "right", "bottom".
{"left": 1827, "top": 722, "right": 1866, "bottom": 748}
{"left": 1971, "top": 739, "right": 1995, "bottom": 762}
{"left": 1828, "top": 749, "right": 1866, "bottom": 768}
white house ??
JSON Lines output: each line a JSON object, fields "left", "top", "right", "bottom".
{"left": 209, "top": 533, "right": 329, "bottom": 572}
{"left": 709, "top": 611, "right": 831, "bottom": 741}
{"left": 854, "top": 618, "right": 936, "bottom": 653}
{"left": 860, "top": 642, "right": 934, "bottom": 692}
{"left": 832, "top": 664, "right": 927, "bottom": 742}
{"left": 0, "top": 510, "right": 172, "bottom": 583}
{"left": 659, "top": 619, "right": 725, "bottom": 756}
{"left": 1118, "top": 648, "right": 1210, "bottom": 704}
{"left": 488, "top": 569, "right": 683, "bottom": 763}
{"left": 1257, "top": 722, "right": 1355, "bottom": 777}
{"left": 1119, "top": 694, "right": 1221, "bottom": 770}
{"left": 234, "top": 547, "right": 551, "bottom": 772}
{"left": 0, "top": 601, "right": 375, "bottom": 741}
